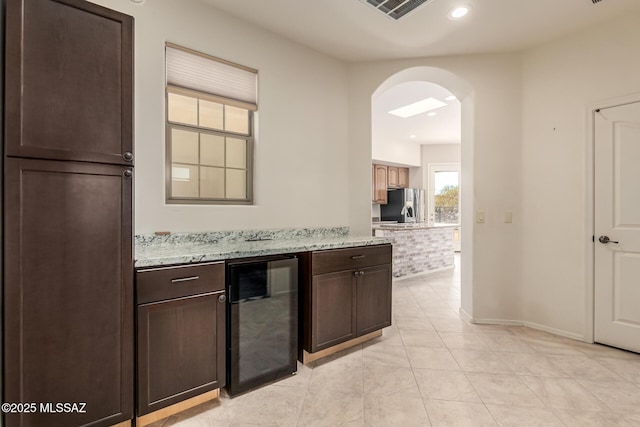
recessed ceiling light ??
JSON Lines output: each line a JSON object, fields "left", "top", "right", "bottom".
{"left": 130, "top": 0, "right": 144, "bottom": 3}
{"left": 449, "top": 6, "right": 469, "bottom": 19}
{"left": 445, "top": 95, "right": 457, "bottom": 101}
{"left": 427, "top": 112, "right": 437, "bottom": 117}
{"left": 410, "top": 134, "right": 417, "bottom": 139}
{"left": 388, "top": 97, "right": 447, "bottom": 118}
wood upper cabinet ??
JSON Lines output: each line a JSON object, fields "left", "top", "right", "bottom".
{"left": 398, "top": 167, "right": 410, "bottom": 188}
{"left": 372, "top": 165, "right": 375, "bottom": 202}
{"left": 373, "top": 164, "right": 388, "bottom": 204}
{"left": 373, "top": 165, "right": 409, "bottom": 202}
{"left": 389, "top": 167, "right": 409, "bottom": 188}
{"left": 304, "top": 245, "right": 393, "bottom": 354}
{"left": 388, "top": 167, "right": 399, "bottom": 188}
{"left": 3, "top": 158, "right": 134, "bottom": 427}
{"left": 136, "top": 263, "right": 226, "bottom": 417}
{"left": 4, "top": 0, "right": 134, "bottom": 165}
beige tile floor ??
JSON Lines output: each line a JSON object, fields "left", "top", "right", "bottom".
{"left": 151, "top": 256, "right": 640, "bottom": 426}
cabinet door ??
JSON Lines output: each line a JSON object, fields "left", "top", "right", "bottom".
{"left": 373, "top": 165, "right": 388, "bottom": 204}
{"left": 356, "top": 265, "right": 393, "bottom": 336}
{"left": 372, "top": 165, "right": 375, "bottom": 203}
{"left": 4, "top": 158, "right": 133, "bottom": 427}
{"left": 388, "top": 167, "right": 399, "bottom": 188}
{"left": 137, "top": 292, "right": 226, "bottom": 416}
{"left": 4, "top": 0, "right": 134, "bottom": 165}
{"left": 399, "top": 168, "right": 410, "bottom": 188}
{"left": 311, "top": 271, "right": 357, "bottom": 352}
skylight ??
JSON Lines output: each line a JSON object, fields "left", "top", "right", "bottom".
{"left": 388, "top": 97, "right": 447, "bottom": 118}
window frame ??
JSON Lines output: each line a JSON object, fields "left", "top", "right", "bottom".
{"left": 427, "top": 162, "right": 461, "bottom": 226}
{"left": 165, "top": 87, "right": 254, "bottom": 205}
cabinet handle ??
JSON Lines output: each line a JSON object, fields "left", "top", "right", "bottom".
{"left": 123, "top": 169, "right": 133, "bottom": 178}
{"left": 359, "top": 271, "right": 365, "bottom": 276}
{"left": 171, "top": 276, "right": 199, "bottom": 283}
{"left": 351, "top": 255, "right": 366, "bottom": 260}
{"left": 123, "top": 151, "right": 134, "bottom": 161}
{"left": 353, "top": 271, "right": 359, "bottom": 276}
{"left": 218, "top": 294, "right": 227, "bottom": 303}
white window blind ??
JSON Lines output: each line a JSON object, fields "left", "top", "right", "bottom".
{"left": 166, "top": 44, "right": 257, "bottom": 110}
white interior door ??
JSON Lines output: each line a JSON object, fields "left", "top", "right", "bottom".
{"left": 594, "top": 101, "right": 640, "bottom": 353}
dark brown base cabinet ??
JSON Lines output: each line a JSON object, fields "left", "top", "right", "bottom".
{"left": 304, "top": 245, "right": 392, "bottom": 354}
{"left": 356, "top": 265, "right": 394, "bottom": 336}
{"left": 311, "top": 270, "right": 357, "bottom": 350}
{"left": 136, "top": 263, "right": 226, "bottom": 417}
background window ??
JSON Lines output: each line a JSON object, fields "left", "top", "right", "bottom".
{"left": 165, "top": 44, "right": 257, "bottom": 204}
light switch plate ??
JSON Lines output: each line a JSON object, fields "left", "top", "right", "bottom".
{"left": 476, "top": 211, "right": 486, "bottom": 223}
{"left": 504, "top": 211, "right": 513, "bottom": 223}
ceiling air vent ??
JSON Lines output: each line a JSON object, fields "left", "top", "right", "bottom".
{"left": 362, "top": 0, "right": 432, "bottom": 20}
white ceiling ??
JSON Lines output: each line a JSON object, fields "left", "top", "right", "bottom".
{"left": 199, "top": 0, "right": 640, "bottom": 62}
{"left": 373, "top": 81, "right": 460, "bottom": 146}
{"left": 197, "top": 0, "right": 638, "bottom": 154}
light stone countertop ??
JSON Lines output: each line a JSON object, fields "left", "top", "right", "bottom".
{"left": 135, "top": 232, "right": 392, "bottom": 268}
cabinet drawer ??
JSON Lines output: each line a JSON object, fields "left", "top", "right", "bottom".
{"left": 312, "top": 244, "right": 391, "bottom": 275}
{"left": 136, "top": 262, "right": 224, "bottom": 304}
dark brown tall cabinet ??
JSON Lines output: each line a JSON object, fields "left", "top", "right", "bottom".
{"left": 3, "top": 1, "right": 134, "bottom": 426}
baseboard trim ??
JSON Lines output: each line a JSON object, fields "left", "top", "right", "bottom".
{"left": 472, "top": 318, "right": 523, "bottom": 326}
{"left": 458, "top": 307, "right": 474, "bottom": 323}
{"left": 522, "top": 321, "right": 585, "bottom": 342}
{"left": 459, "top": 308, "right": 523, "bottom": 326}
{"left": 459, "top": 311, "right": 584, "bottom": 341}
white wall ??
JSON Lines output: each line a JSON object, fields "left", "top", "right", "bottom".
{"left": 88, "top": 0, "right": 350, "bottom": 234}
{"left": 372, "top": 139, "right": 421, "bottom": 166}
{"left": 348, "top": 56, "right": 522, "bottom": 322}
{"left": 521, "top": 12, "right": 640, "bottom": 338}
{"left": 421, "top": 143, "right": 461, "bottom": 164}
{"left": 420, "top": 143, "right": 461, "bottom": 191}
{"left": 88, "top": 0, "right": 640, "bottom": 338}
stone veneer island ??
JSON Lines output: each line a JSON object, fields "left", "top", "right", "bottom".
{"left": 372, "top": 223, "right": 457, "bottom": 278}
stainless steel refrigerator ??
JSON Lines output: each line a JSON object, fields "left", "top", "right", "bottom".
{"left": 380, "top": 188, "right": 426, "bottom": 223}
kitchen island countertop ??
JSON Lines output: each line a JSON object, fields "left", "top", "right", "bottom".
{"left": 135, "top": 227, "right": 392, "bottom": 268}
{"left": 371, "top": 222, "right": 460, "bottom": 230}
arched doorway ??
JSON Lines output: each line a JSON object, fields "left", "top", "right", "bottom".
{"left": 371, "top": 66, "right": 474, "bottom": 319}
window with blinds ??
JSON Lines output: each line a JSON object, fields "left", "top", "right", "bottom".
{"left": 165, "top": 44, "right": 257, "bottom": 204}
